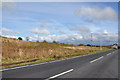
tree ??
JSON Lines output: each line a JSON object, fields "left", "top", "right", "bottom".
{"left": 53, "top": 40, "right": 57, "bottom": 44}
{"left": 43, "top": 40, "right": 47, "bottom": 43}
{"left": 18, "top": 37, "right": 22, "bottom": 40}
{"left": 78, "top": 43, "right": 84, "bottom": 46}
{"left": 53, "top": 40, "right": 59, "bottom": 44}
{"left": 86, "top": 44, "right": 91, "bottom": 46}
{"left": 26, "top": 36, "right": 29, "bottom": 41}
{"left": 36, "top": 40, "right": 39, "bottom": 43}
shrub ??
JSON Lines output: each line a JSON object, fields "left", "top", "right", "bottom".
{"left": 86, "top": 44, "right": 91, "bottom": 46}
{"left": 70, "top": 44, "right": 74, "bottom": 46}
{"left": 78, "top": 43, "right": 84, "bottom": 46}
{"left": 43, "top": 40, "right": 47, "bottom": 43}
{"left": 18, "top": 37, "right": 22, "bottom": 40}
{"left": 60, "top": 43, "right": 65, "bottom": 45}
{"left": 53, "top": 40, "right": 58, "bottom": 44}
{"left": 36, "top": 40, "right": 39, "bottom": 43}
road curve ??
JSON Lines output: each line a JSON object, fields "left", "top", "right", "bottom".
{"left": 2, "top": 49, "right": 118, "bottom": 80}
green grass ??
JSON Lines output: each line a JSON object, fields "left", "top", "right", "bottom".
{"left": 1, "top": 49, "right": 111, "bottom": 69}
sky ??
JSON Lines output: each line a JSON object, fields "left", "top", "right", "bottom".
{"left": 1, "top": 2, "right": 118, "bottom": 45}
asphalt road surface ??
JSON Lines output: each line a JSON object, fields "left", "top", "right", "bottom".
{"left": 1, "top": 49, "right": 118, "bottom": 80}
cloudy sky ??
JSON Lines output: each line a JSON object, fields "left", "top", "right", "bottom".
{"left": 1, "top": 2, "right": 118, "bottom": 45}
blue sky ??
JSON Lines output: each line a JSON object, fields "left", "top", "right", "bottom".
{"left": 2, "top": 2, "right": 118, "bottom": 45}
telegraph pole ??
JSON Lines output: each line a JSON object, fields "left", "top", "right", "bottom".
{"left": 100, "top": 39, "right": 102, "bottom": 50}
{"left": 38, "top": 34, "right": 39, "bottom": 42}
{"left": 91, "top": 32, "right": 92, "bottom": 47}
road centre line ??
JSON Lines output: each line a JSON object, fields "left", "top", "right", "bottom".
{"left": 0, "top": 51, "right": 101, "bottom": 72}
{"left": 1, "top": 50, "right": 113, "bottom": 72}
{"left": 90, "top": 56, "right": 104, "bottom": 63}
{"left": 45, "top": 69, "right": 73, "bottom": 80}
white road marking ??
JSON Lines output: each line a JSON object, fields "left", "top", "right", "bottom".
{"left": 0, "top": 50, "right": 113, "bottom": 72}
{"left": 107, "top": 53, "right": 111, "bottom": 56}
{"left": 45, "top": 69, "right": 73, "bottom": 80}
{"left": 0, "top": 65, "right": 29, "bottom": 72}
{"left": 0, "top": 51, "right": 101, "bottom": 72}
{"left": 0, "top": 60, "right": 64, "bottom": 72}
{"left": 90, "top": 56, "right": 104, "bottom": 63}
{"left": 0, "top": 62, "right": 49, "bottom": 72}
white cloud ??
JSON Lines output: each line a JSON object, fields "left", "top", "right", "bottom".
{"left": 59, "top": 30, "right": 65, "bottom": 34}
{"left": 2, "top": 27, "right": 12, "bottom": 32}
{"left": 31, "top": 33, "right": 83, "bottom": 43}
{"left": 103, "top": 29, "right": 108, "bottom": 34}
{"left": 30, "top": 32, "right": 118, "bottom": 45}
{"left": 90, "top": 26, "right": 101, "bottom": 33}
{"left": 75, "top": 6, "right": 117, "bottom": 21}
{"left": 2, "top": 27, "right": 20, "bottom": 35}
{"left": 0, "top": 30, "right": 2, "bottom": 35}
{"left": 39, "top": 20, "right": 51, "bottom": 27}
{"left": 30, "top": 28, "right": 50, "bottom": 35}
{"left": 84, "top": 19, "right": 95, "bottom": 23}
{"left": 3, "top": 32, "right": 117, "bottom": 45}
{"left": 2, "top": 27, "right": 13, "bottom": 35}
{"left": 68, "top": 25, "right": 90, "bottom": 32}
{"left": 93, "top": 33, "right": 117, "bottom": 44}
{"left": 4, "top": 35, "right": 18, "bottom": 39}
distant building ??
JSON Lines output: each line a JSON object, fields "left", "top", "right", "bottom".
{"left": 112, "top": 44, "right": 118, "bottom": 49}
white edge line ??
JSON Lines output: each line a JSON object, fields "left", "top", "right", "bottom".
{"left": 0, "top": 65, "right": 29, "bottom": 72}
{"left": 45, "top": 69, "right": 73, "bottom": 80}
{"left": 90, "top": 56, "right": 104, "bottom": 63}
{"left": 107, "top": 53, "right": 111, "bottom": 56}
{"left": 1, "top": 50, "right": 111, "bottom": 71}
{"left": 0, "top": 52, "right": 97, "bottom": 71}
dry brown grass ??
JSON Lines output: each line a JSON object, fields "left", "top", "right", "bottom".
{"left": 1, "top": 36, "right": 109, "bottom": 64}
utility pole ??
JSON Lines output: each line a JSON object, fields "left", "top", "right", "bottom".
{"left": 91, "top": 32, "right": 92, "bottom": 47}
{"left": 100, "top": 39, "right": 102, "bottom": 50}
{"left": 38, "top": 34, "right": 39, "bottom": 42}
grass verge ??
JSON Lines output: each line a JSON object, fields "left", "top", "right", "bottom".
{"left": 1, "top": 49, "right": 110, "bottom": 69}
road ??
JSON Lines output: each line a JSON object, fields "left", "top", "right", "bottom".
{"left": 1, "top": 49, "right": 118, "bottom": 80}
